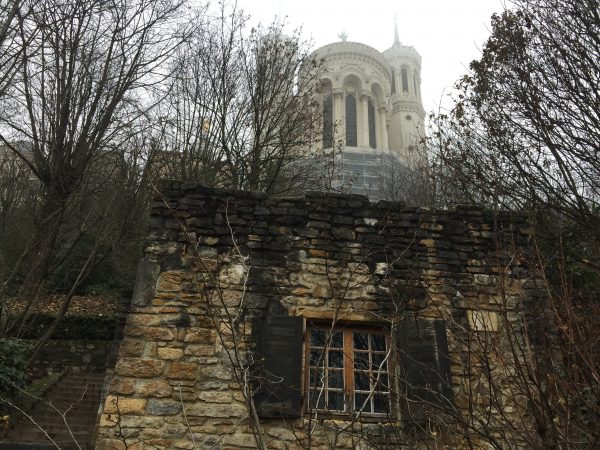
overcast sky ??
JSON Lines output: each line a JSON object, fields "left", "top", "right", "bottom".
{"left": 240, "top": 0, "right": 506, "bottom": 114}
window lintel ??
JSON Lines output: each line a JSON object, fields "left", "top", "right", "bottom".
{"left": 297, "top": 309, "right": 384, "bottom": 324}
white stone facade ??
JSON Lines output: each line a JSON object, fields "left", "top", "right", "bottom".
{"left": 311, "top": 32, "right": 426, "bottom": 200}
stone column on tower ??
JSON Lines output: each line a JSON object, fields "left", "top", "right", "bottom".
{"left": 361, "top": 93, "right": 370, "bottom": 147}
{"left": 378, "top": 104, "right": 388, "bottom": 150}
{"left": 333, "top": 88, "right": 344, "bottom": 138}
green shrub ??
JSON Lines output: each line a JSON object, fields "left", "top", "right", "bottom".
{"left": 0, "top": 339, "right": 31, "bottom": 402}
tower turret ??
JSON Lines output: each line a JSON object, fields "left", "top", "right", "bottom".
{"left": 383, "top": 22, "right": 425, "bottom": 162}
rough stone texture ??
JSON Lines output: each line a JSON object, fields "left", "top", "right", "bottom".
{"left": 132, "top": 259, "right": 161, "bottom": 306}
{"left": 96, "top": 181, "right": 542, "bottom": 449}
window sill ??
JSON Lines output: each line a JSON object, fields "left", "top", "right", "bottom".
{"left": 303, "top": 410, "right": 396, "bottom": 423}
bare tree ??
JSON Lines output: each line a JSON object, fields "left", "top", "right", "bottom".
{"left": 430, "top": 0, "right": 600, "bottom": 229}
{"left": 153, "top": 3, "right": 326, "bottom": 195}
{"left": 0, "top": 0, "right": 191, "bottom": 347}
{"left": 423, "top": 2, "right": 600, "bottom": 446}
{"left": 239, "top": 22, "right": 323, "bottom": 193}
{"left": 0, "top": 0, "right": 24, "bottom": 99}
{"left": 151, "top": 3, "right": 245, "bottom": 186}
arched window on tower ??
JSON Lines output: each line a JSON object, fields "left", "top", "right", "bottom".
{"left": 368, "top": 100, "right": 376, "bottom": 149}
{"left": 401, "top": 68, "right": 409, "bottom": 93}
{"left": 323, "top": 94, "right": 333, "bottom": 148}
{"left": 391, "top": 69, "right": 396, "bottom": 94}
{"left": 345, "top": 94, "right": 357, "bottom": 147}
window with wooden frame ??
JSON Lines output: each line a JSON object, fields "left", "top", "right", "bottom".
{"left": 254, "top": 315, "right": 452, "bottom": 422}
{"left": 305, "top": 325, "right": 391, "bottom": 416}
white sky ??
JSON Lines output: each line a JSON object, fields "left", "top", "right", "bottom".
{"left": 239, "top": 0, "right": 506, "bottom": 114}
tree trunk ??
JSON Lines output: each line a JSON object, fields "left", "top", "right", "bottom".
{"left": 13, "top": 191, "right": 67, "bottom": 337}
{"left": 26, "top": 247, "right": 95, "bottom": 366}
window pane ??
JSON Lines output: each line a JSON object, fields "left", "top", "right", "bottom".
{"left": 355, "top": 393, "right": 370, "bottom": 412}
{"left": 353, "top": 332, "right": 368, "bottom": 350}
{"left": 310, "top": 348, "right": 324, "bottom": 366}
{"left": 330, "top": 331, "right": 343, "bottom": 348}
{"left": 328, "top": 391, "right": 344, "bottom": 411}
{"left": 328, "top": 370, "right": 343, "bottom": 389}
{"left": 354, "top": 352, "right": 369, "bottom": 370}
{"left": 355, "top": 371, "right": 370, "bottom": 391}
{"left": 374, "top": 373, "right": 389, "bottom": 391}
{"left": 309, "top": 390, "right": 325, "bottom": 409}
{"left": 372, "top": 353, "right": 386, "bottom": 369}
{"left": 309, "top": 369, "right": 324, "bottom": 387}
{"left": 328, "top": 350, "right": 343, "bottom": 368}
{"left": 373, "top": 394, "right": 389, "bottom": 414}
{"left": 371, "top": 334, "right": 386, "bottom": 351}
{"left": 311, "top": 329, "right": 326, "bottom": 347}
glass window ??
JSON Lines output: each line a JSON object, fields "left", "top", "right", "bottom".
{"left": 345, "top": 95, "right": 357, "bottom": 147}
{"left": 306, "top": 326, "right": 391, "bottom": 416}
{"left": 401, "top": 68, "right": 409, "bottom": 93}
{"left": 323, "top": 95, "right": 333, "bottom": 148}
{"left": 368, "top": 101, "right": 376, "bottom": 149}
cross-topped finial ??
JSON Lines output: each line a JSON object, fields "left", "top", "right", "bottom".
{"left": 338, "top": 29, "right": 348, "bottom": 42}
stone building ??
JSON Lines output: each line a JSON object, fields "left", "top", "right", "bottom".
{"left": 312, "top": 25, "right": 425, "bottom": 200}
{"left": 95, "top": 181, "right": 540, "bottom": 449}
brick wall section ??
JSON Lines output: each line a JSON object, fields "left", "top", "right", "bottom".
{"left": 95, "top": 181, "right": 538, "bottom": 449}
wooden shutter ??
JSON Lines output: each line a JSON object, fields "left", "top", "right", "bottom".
{"left": 397, "top": 318, "right": 453, "bottom": 420}
{"left": 254, "top": 315, "right": 303, "bottom": 418}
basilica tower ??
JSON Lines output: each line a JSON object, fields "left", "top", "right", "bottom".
{"left": 310, "top": 24, "right": 425, "bottom": 201}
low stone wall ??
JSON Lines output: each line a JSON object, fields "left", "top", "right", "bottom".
{"left": 96, "top": 181, "right": 540, "bottom": 449}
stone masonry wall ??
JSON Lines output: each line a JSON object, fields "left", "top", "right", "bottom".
{"left": 95, "top": 181, "right": 539, "bottom": 449}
